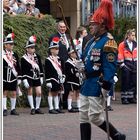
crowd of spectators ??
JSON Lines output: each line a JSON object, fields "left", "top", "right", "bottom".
{"left": 3, "top": 0, "right": 41, "bottom": 18}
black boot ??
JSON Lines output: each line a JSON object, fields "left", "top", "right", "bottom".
{"left": 80, "top": 123, "right": 91, "bottom": 140}
{"left": 99, "top": 121, "right": 126, "bottom": 140}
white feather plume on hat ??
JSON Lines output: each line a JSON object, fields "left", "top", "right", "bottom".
{"left": 25, "top": 35, "right": 36, "bottom": 48}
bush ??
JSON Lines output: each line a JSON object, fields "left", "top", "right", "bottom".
{"left": 111, "top": 17, "right": 137, "bottom": 44}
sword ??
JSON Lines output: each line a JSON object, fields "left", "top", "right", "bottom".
{"left": 98, "top": 79, "right": 111, "bottom": 140}
{"left": 104, "top": 93, "right": 111, "bottom": 140}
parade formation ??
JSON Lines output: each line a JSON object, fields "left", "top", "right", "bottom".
{"left": 3, "top": 0, "right": 137, "bottom": 140}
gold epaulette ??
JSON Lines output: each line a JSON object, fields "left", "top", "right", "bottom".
{"left": 107, "top": 32, "right": 114, "bottom": 39}
{"left": 103, "top": 38, "right": 118, "bottom": 53}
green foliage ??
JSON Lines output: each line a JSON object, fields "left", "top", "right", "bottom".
{"left": 111, "top": 17, "right": 137, "bottom": 44}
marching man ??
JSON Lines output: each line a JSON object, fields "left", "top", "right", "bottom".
{"left": 79, "top": 0, "right": 126, "bottom": 140}
{"left": 3, "top": 33, "right": 21, "bottom": 116}
{"left": 21, "top": 35, "right": 44, "bottom": 115}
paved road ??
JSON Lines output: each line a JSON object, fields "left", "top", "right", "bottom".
{"left": 3, "top": 94, "right": 137, "bottom": 140}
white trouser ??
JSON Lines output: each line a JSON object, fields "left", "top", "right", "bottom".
{"left": 79, "top": 94, "right": 105, "bottom": 126}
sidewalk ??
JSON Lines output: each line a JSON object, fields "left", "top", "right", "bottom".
{"left": 3, "top": 93, "right": 137, "bottom": 140}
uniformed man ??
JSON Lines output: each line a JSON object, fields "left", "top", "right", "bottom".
{"left": 3, "top": 33, "right": 21, "bottom": 116}
{"left": 21, "top": 35, "right": 44, "bottom": 115}
{"left": 118, "top": 29, "right": 137, "bottom": 104}
{"left": 79, "top": 0, "right": 126, "bottom": 140}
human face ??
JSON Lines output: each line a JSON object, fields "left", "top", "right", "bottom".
{"left": 26, "top": 46, "right": 35, "bottom": 54}
{"left": 57, "top": 22, "right": 67, "bottom": 34}
{"left": 5, "top": 43, "right": 14, "bottom": 51}
{"left": 128, "top": 32, "right": 136, "bottom": 42}
{"left": 89, "top": 22, "right": 101, "bottom": 37}
{"left": 81, "top": 29, "right": 88, "bottom": 38}
{"left": 3, "top": 0, "right": 9, "bottom": 8}
{"left": 50, "top": 47, "right": 59, "bottom": 56}
{"left": 70, "top": 51, "right": 77, "bottom": 59}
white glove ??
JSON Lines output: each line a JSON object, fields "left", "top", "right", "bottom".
{"left": 113, "top": 75, "right": 118, "bottom": 83}
{"left": 17, "top": 86, "right": 22, "bottom": 96}
{"left": 60, "top": 75, "right": 66, "bottom": 84}
{"left": 75, "top": 59, "right": 85, "bottom": 72}
{"left": 76, "top": 72, "right": 80, "bottom": 77}
{"left": 40, "top": 77, "right": 43, "bottom": 85}
{"left": 23, "top": 79, "right": 30, "bottom": 89}
{"left": 101, "top": 88, "right": 110, "bottom": 98}
{"left": 17, "top": 79, "right": 21, "bottom": 85}
{"left": 46, "top": 83, "right": 52, "bottom": 88}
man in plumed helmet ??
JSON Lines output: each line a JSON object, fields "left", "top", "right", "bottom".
{"left": 79, "top": 0, "right": 126, "bottom": 140}
{"left": 3, "top": 33, "right": 21, "bottom": 116}
{"left": 21, "top": 35, "right": 44, "bottom": 115}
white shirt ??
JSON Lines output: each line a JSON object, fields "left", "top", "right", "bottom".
{"left": 126, "top": 40, "right": 133, "bottom": 51}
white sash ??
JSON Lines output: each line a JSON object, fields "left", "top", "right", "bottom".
{"left": 23, "top": 53, "right": 40, "bottom": 71}
{"left": 3, "top": 50, "right": 18, "bottom": 77}
{"left": 67, "top": 58, "right": 77, "bottom": 67}
{"left": 47, "top": 56, "right": 62, "bottom": 78}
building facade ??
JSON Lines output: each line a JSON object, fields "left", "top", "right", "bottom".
{"left": 36, "top": 0, "right": 137, "bottom": 37}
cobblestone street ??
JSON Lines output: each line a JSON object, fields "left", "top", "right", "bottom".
{"left": 3, "top": 94, "right": 137, "bottom": 140}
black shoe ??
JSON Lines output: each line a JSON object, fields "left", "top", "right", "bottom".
{"left": 129, "top": 98, "right": 137, "bottom": 104}
{"left": 72, "top": 106, "right": 79, "bottom": 110}
{"left": 122, "top": 99, "right": 129, "bottom": 104}
{"left": 68, "top": 108, "right": 79, "bottom": 113}
{"left": 49, "top": 109, "right": 58, "bottom": 114}
{"left": 105, "top": 106, "right": 113, "bottom": 111}
{"left": 35, "top": 109, "right": 44, "bottom": 114}
{"left": 3, "top": 110, "right": 8, "bottom": 116}
{"left": 30, "top": 109, "right": 35, "bottom": 115}
{"left": 10, "top": 109, "right": 19, "bottom": 115}
{"left": 55, "top": 109, "right": 65, "bottom": 113}
{"left": 113, "top": 133, "right": 126, "bottom": 140}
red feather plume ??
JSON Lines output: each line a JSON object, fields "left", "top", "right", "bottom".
{"left": 91, "top": 0, "right": 114, "bottom": 30}
{"left": 52, "top": 37, "right": 60, "bottom": 43}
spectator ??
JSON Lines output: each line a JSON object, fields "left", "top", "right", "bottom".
{"left": 16, "top": 0, "right": 27, "bottom": 14}
{"left": 3, "top": 0, "right": 16, "bottom": 15}
{"left": 25, "top": 0, "right": 40, "bottom": 18}
{"left": 74, "top": 26, "right": 88, "bottom": 58}
{"left": 118, "top": 29, "right": 137, "bottom": 104}
{"left": 21, "top": 36, "right": 44, "bottom": 115}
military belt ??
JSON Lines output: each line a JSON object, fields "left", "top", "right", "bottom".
{"left": 85, "top": 71, "right": 101, "bottom": 79}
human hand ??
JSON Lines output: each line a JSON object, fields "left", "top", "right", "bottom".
{"left": 113, "top": 75, "right": 118, "bottom": 83}
{"left": 40, "top": 77, "right": 43, "bottom": 85}
{"left": 75, "top": 59, "right": 85, "bottom": 72}
{"left": 60, "top": 75, "right": 66, "bottom": 84}
{"left": 46, "top": 83, "right": 52, "bottom": 88}
{"left": 17, "top": 79, "right": 21, "bottom": 85}
{"left": 23, "top": 79, "right": 30, "bottom": 89}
